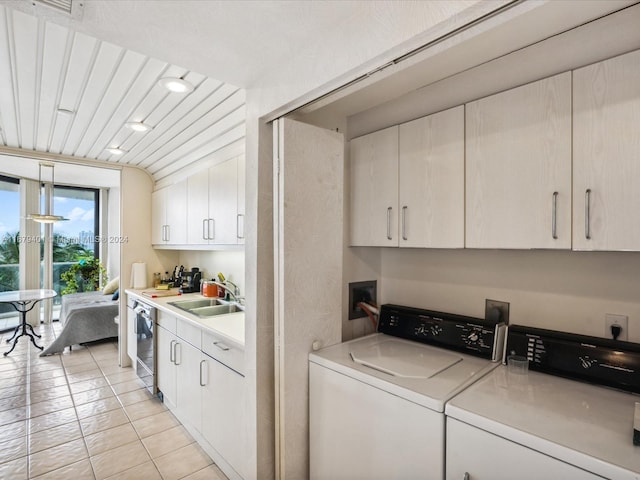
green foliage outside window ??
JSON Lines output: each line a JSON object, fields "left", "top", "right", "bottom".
{"left": 60, "top": 257, "right": 107, "bottom": 295}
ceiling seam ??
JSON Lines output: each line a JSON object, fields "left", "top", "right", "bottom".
{"left": 46, "top": 27, "right": 74, "bottom": 153}
{"left": 88, "top": 56, "right": 158, "bottom": 163}
{"left": 108, "top": 60, "right": 173, "bottom": 165}
{"left": 152, "top": 136, "right": 245, "bottom": 184}
{"left": 136, "top": 92, "right": 245, "bottom": 168}
{"left": 131, "top": 81, "right": 235, "bottom": 167}
{"left": 69, "top": 39, "right": 123, "bottom": 158}
{"left": 33, "top": 16, "right": 45, "bottom": 152}
{"left": 148, "top": 109, "right": 245, "bottom": 175}
{"left": 128, "top": 71, "right": 213, "bottom": 166}
{"left": 6, "top": 9, "right": 21, "bottom": 149}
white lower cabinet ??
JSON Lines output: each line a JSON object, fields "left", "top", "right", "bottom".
{"left": 155, "top": 311, "right": 245, "bottom": 479}
{"left": 446, "top": 419, "right": 604, "bottom": 480}
{"left": 201, "top": 355, "right": 245, "bottom": 479}
{"left": 156, "top": 319, "right": 177, "bottom": 410}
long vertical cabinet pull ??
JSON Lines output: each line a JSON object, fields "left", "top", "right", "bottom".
{"left": 208, "top": 218, "right": 215, "bottom": 241}
{"left": 401, "top": 206, "right": 408, "bottom": 241}
{"left": 551, "top": 192, "right": 558, "bottom": 239}
{"left": 202, "top": 219, "right": 208, "bottom": 240}
{"left": 174, "top": 342, "right": 181, "bottom": 365}
{"left": 199, "top": 360, "right": 207, "bottom": 386}
{"left": 585, "top": 189, "right": 592, "bottom": 240}
{"left": 237, "top": 214, "right": 245, "bottom": 239}
{"left": 386, "top": 207, "right": 393, "bottom": 240}
{"left": 169, "top": 339, "right": 176, "bottom": 363}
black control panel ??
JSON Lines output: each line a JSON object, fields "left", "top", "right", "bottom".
{"left": 378, "top": 304, "right": 505, "bottom": 361}
{"left": 507, "top": 325, "right": 640, "bottom": 394}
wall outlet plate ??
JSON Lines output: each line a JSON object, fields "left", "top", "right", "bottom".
{"left": 485, "top": 299, "right": 510, "bottom": 325}
{"left": 348, "top": 280, "right": 377, "bottom": 320}
{"left": 605, "top": 313, "right": 628, "bottom": 341}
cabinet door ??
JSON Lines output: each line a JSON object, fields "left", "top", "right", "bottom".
{"left": 465, "top": 72, "right": 572, "bottom": 249}
{"left": 446, "top": 418, "right": 603, "bottom": 480}
{"left": 201, "top": 356, "right": 245, "bottom": 478}
{"left": 573, "top": 50, "right": 640, "bottom": 251}
{"left": 208, "top": 158, "right": 238, "bottom": 245}
{"left": 187, "top": 172, "right": 210, "bottom": 245}
{"left": 175, "top": 339, "right": 202, "bottom": 432}
{"left": 350, "top": 126, "right": 399, "bottom": 247}
{"left": 156, "top": 324, "right": 177, "bottom": 410}
{"left": 151, "top": 188, "right": 167, "bottom": 244}
{"left": 236, "top": 154, "right": 246, "bottom": 244}
{"left": 126, "top": 304, "right": 136, "bottom": 365}
{"left": 165, "top": 179, "right": 188, "bottom": 245}
{"left": 399, "top": 106, "right": 464, "bottom": 248}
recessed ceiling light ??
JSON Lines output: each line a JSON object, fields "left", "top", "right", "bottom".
{"left": 106, "top": 147, "right": 126, "bottom": 155}
{"left": 125, "top": 121, "right": 152, "bottom": 132}
{"left": 56, "top": 108, "right": 75, "bottom": 115}
{"left": 158, "top": 77, "right": 194, "bottom": 94}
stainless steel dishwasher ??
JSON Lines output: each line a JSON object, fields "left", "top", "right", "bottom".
{"left": 129, "top": 297, "right": 157, "bottom": 394}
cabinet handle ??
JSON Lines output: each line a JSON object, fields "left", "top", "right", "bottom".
{"left": 213, "top": 341, "right": 230, "bottom": 351}
{"left": 169, "top": 340, "right": 176, "bottom": 363}
{"left": 199, "top": 360, "right": 207, "bottom": 386}
{"left": 386, "top": 207, "right": 393, "bottom": 240}
{"left": 165, "top": 224, "right": 170, "bottom": 242}
{"left": 402, "top": 206, "right": 408, "bottom": 241}
{"left": 551, "top": 192, "right": 558, "bottom": 239}
{"left": 209, "top": 218, "right": 215, "bottom": 240}
{"left": 202, "top": 219, "right": 208, "bottom": 240}
{"left": 463, "top": 473, "right": 470, "bottom": 480}
{"left": 174, "top": 342, "right": 181, "bottom": 365}
{"left": 585, "top": 189, "right": 592, "bottom": 240}
{"left": 237, "top": 214, "right": 245, "bottom": 239}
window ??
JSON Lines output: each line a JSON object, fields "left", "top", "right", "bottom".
{"left": 48, "top": 186, "right": 100, "bottom": 302}
{"left": 0, "top": 175, "right": 20, "bottom": 329}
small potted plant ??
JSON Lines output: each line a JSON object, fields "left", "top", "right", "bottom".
{"left": 60, "top": 257, "right": 108, "bottom": 294}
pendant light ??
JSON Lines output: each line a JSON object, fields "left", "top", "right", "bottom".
{"left": 27, "top": 162, "right": 68, "bottom": 224}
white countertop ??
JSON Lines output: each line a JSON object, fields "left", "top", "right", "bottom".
{"left": 125, "top": 289, "right": 244, "bottom": 349}
{"left": 446, "top": 366, "right": 640, "bottom": 479}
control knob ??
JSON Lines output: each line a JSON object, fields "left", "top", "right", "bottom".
{"left": 467, "top": 331, "right": 479, "bottom": 343}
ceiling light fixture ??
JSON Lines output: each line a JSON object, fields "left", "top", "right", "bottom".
{"left": 158, "top": 77, "right": 194, "bottom": 94}
{"left": 106, "top": 147, "right": 126, "bottom": 155}
{"left": 27, "top": 162, "right": 68, "bottom": 224}
{"left": 125, "top": 121, "right": 152, "bottom": 132}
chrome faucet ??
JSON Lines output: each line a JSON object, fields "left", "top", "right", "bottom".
{"left": 211, "top": 281, "right": 241, "bottom": 302}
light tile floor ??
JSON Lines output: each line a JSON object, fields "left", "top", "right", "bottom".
{"left": 0, "top": 322, "right": 229, "bottom": 480}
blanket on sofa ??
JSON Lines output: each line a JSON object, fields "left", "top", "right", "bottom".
{"left": 40, "top": 291, "right": 119, "bottom": 356}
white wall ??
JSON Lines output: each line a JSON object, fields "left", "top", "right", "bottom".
{"left": 119, "top": 166, "right": 179, "bottom": 366}
{"left": 106, "top": 186, "right": 121, "bottom": 279}
{"left": 178, "top": 250, "right": 245, "bottom": 295}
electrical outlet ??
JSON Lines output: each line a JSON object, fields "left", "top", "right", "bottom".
{"left": 348, "top": 281, "right": 377, "bottom": 320}
{"left": 605, "top": 314, "right": 628, "bottom": 341}
{"left": 485, "top": 299, "right": 510, "bottom": 325}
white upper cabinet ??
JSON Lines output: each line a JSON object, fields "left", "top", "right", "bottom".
{"left": 573, "top": 50, "right": 640, "bottom": 251}
{"left": 152, "top": 180, "right": 187, "bottom": 245}
{"left": 208, "top": 157, "right": 239, "bottom": 245}
{"left": 182, "top": 155, "right": 244, "bottom": 248}
{"left": 465, "top": 72, "right": 572, "bottom": 249}
{"left": 399, "top": 106, "right": 464, "bottom": 248}
{"left": 350, "top": 126, "right": 399, "bottom": 247}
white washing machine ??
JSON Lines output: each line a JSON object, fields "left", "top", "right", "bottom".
{"left": 309, "top": 304, "right": 506, "bottom": 480}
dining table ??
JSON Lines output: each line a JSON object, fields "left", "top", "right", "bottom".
{"left": 0, "top": 289, "right": 57, "bottom": 355}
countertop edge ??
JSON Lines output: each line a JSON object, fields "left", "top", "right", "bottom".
{"left": 125, "top": 289, "right": 244, "bottom": 349}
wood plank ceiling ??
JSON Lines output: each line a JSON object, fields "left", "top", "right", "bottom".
{"left": 0, "top": 4, "right": 246, "bottom": 183}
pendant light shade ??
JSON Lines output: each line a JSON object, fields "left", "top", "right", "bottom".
{"left": 27, "top": 163, "right": 68, "bottom": 223}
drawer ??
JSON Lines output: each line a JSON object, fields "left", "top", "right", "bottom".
{"left": 202, "top": 330, "right": 244, "bottom": 375}
{"left": 176, "top": 318, "right": 201, "bottom": 348}
{"left": 156, "top": 310, "right": 176, "bottom": 333}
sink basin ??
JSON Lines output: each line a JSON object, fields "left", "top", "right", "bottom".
{"left": 188, "top": 304, "right": 241, "bottom": 317}
{"left": 168, "top": 298, "right": 225, "bottom": 311}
